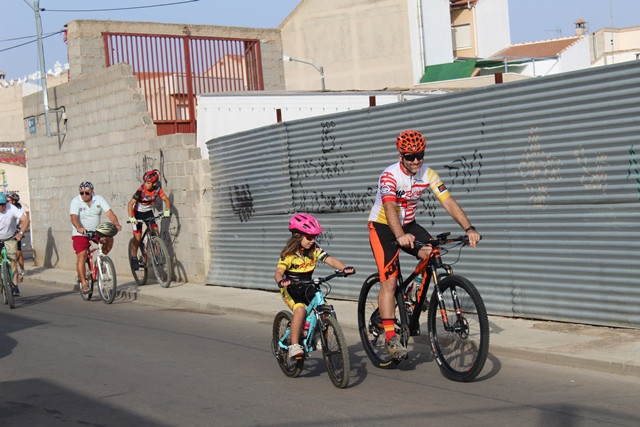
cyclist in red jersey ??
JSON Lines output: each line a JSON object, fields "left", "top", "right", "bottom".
{"left": 368, "top": 130, "right": 481, "bottom": 359}
{"left": 127, "top": 169, "right": 171, "bottom": 269}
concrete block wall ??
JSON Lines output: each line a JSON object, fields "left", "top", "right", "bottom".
{"left": 65, "top": 20, "right": 285, "bottom": 90}
{"left": 23, "top": 63, "right": 212, "bottom": 284}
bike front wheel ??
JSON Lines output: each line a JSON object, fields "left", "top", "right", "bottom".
{"left": 427, "top": 274, "right": 489, "bottom": 382}
{"left": 149, "top": 236, "right": 172, "bottom": 288}
{"left": 1, "top": 262, "right": 15, "bottom": 309}
{"left": 271, "top": 310, "right": 304, "bottom": 378}
{"left": 128, "top": 237, "right": 148, "bottom": 286}
{"left": 98, "top": 256, "right": 117, "bottom": 304}
{"left": 357, "top": 273, "right": 408, "bottom": 369}
{"left": 320, "top": 315, "right": 350, "bottom": 388}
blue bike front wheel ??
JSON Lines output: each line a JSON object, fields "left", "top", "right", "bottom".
{"left": 271, "top": 310, "right": 304, "bottom": 378}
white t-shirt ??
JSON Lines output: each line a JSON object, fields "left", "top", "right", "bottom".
{"left": 69, "top": 194, "right": 112, "bottom": 237}
{"left": 0, "top": 204, "right": 25, "bottom": 240}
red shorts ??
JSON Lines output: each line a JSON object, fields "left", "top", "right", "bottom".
{"left": 72, "top": 235, "right": 97, "bottom": 254}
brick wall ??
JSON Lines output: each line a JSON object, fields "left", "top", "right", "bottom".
{"left": 23, "top": 63, "right": 211, "bottom": 284}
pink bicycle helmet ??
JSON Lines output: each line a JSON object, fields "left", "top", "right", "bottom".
{"left": 288, "top": 213, "right": 322, "bottom": 235}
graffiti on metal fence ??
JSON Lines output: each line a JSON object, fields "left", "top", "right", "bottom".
{"left": 314, "top": 229, "right": 335, "bottom": 246}
{"left": 443, "top": 149, "right": 483, "bottom": 193}
{"left": 291, "top": 121, "right": 355, "bottom": 180}
{"left": 300, "top": 187, "right": 374, "bottom": 212}
{"left": 517, "top": 127, "right": 562, "bottom": 208}
{"left": 417, "top": 193, "right": 439, "bottom": 226}
{"left": 229, "top": 183, "right": 255, "bottom": 222}
{"left": 573, "top": 145, "right": 608, "bottom": 194}
{"left": 292, "top": 154, "right": 355, "bottom": 181}
{"left": 628, "top": 144, "right": 640, "bottom": 200}
{"left": 320, "top": 121, "right": 336, "bottom": 153}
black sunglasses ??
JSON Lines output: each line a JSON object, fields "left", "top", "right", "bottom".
{"left": 79, "top": 191, "right": 92, "bottom": 196}
{"left": 403, "top": 152, "right": 425, "bottom": 162}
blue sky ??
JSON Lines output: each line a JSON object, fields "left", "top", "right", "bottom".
{"left": 1, "top": 0, "right": 639, "bottom": 80}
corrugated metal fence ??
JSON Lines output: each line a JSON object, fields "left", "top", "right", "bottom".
{"left": 104, "top": 32, "right": 263, "bottom": 135}
{"left": 206, "top": 61, "right": 640, "bottom": 328}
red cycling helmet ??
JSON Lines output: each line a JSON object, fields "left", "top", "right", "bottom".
{"left": 288, "top": 213, "right": 322, "bottom": 235}
{"left": 143, "top": 169, "right": 159, "bottom": 183}
{"left": 396, "top": 130, "right": 426, "bottom": 154}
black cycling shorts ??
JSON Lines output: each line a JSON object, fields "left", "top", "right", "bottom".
{"left": 368, "top": 220, "right": 431, "bottom": 282}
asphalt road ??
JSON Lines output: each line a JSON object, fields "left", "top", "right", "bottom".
{"left": 1, "top": 283, "right": 639, "bottom": 426}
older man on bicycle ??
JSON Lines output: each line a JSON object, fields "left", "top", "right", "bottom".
{"left": 0, "top": 192, "right": 30, "bottom": 296}
{"left": 70, "top": 182, "right": 122, "bottom": 294}
{"left": 368, "top": 130, "right": 481, "bottom": 359}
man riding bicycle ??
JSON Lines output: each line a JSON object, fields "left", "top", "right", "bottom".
{"left": 70, "top": 182, "right": 122, "bottom": 294}
{"left": 0, "top": 192, "right": 30, "bottom": 296}
{"left": 368, "top": 129, "right": 481, "bottom": 359}
{"left": 127, "top": 169, "right": 171, "bottom": 269}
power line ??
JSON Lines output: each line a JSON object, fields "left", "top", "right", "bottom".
{"left": 42, "top": 0, "right": 199, "bottom": 13}
{"left": 0, "top": 30, "right": 64, "bottom": 53}
{"left": 0, "top": 31, "right": 63, "bottom": 43}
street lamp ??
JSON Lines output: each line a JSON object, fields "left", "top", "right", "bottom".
{"left": 283, "top": 55, "right": 325, "bottom": 91}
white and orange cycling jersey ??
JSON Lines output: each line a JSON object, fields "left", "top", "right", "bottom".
{"left": 368, "top": 161, "right": 451, "bottom": 226}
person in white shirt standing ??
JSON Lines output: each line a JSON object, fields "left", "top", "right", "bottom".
{"left": 70, "top": 181, "right": 122, "bottom": 294}
{"left": 0, "top": 192, "right": 30, "bottom": 296}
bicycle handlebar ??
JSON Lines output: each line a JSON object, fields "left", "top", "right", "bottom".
{"left": 126, "top": 213, "right": 165, "bottom": 224}
{"left": 396, "top": 231, "right": 482, "bottom": 249}
{"left": 279, "top": 268, "right": 355, "bottom": 288}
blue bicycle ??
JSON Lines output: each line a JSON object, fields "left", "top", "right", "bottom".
{"left": 0, "top": 240, "right": 16, "bottom": 309}
{"left": 271, "top": 270, "right": 352, "bottom": 389}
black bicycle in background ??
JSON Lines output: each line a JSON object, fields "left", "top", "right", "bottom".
{"left": 358, "top": 232, "right": 489, "bottom": 382}
{"left": 128, "top": 213, "right": 173, "bottom": 288}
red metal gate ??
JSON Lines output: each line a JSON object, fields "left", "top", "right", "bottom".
{"left": 104, "top": 32, "right": 264, "bottom": 135}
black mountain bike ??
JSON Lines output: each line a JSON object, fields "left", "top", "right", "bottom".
{"left": 358, "top": 232, "right": 489, "bottom": 382}
{"left": 128, "top": 213, "right": 173, "bottom": 287}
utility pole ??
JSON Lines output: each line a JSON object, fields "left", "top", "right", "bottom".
{"left": 23, "top": 0, "right": 59, "bottom": 137}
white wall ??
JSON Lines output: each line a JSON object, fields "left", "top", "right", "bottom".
{"left": 558, "top": 37, "right": 591, "bottom": 72}
{"left": 414, "top": 0, "right": 453, "bottom": 68}
{"left": 196, "top": 91, "right": 435, "bottom": 158}
{"left": 475, "top": 0, "right": 511, "bottom": 58}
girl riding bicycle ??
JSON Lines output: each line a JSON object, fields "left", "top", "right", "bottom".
{"left": 127, "top": 169, "right": 171, "bottom": 269}
{"left": 274, "top": 213, "right": 355, "bottom": 359}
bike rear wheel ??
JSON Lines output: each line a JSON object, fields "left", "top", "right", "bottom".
{"left": 1, "top": 262, "right": 15, "bottom": 309}
{"left": 81, "top": 260, "right": 94, "bottom": 301}
{"left": 271, "top": 310, "right": 304, "bottom": 378}
{"left": 320, "top": 315, "right": 350, "bottom": 388}
{"left": 98, "top": 256, "right": 117, "bottom": 304}
{"left": 128, "top": 237, "right": 148, "bottom": 286}
{"left": 427, "top": 274, "right": 489, "bottom": 382}
{"left": 357, "top": 273, "right": 408, "bottom": 369}
{"left": 150, "top": 236, "right": 172, "bottom": 288}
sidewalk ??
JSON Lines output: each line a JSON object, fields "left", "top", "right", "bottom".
{"left": 23, "top": 266, "right": 640, "bottom": 378}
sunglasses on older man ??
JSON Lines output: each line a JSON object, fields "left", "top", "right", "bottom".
{"left": 402, "top": 152, "right": 425, "bottom": 162}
